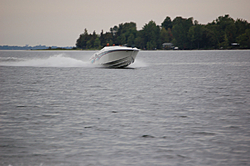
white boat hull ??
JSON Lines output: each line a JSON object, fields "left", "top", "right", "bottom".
{"left": 90, "top": 46, "right": 139, "bottom": 68}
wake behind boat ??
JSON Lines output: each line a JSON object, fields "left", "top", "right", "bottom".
{"left": 90, "top": 46, "right": 139, "bottom": 68}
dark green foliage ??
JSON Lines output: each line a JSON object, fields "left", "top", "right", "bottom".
{"left": 237, "top": 29, "right": 250, "bottom": 48}
{"left": 141, "top": 21, "right": 161, "bottom": 49}
{"left": 76, "top": 28, "right": 89, "bottom": 49}
{"left": 161, "top": 16, "right": 172, "bottom": 30}
{"left": 76, "top": 14, "right": 250, "bottom": 50}
{"left": 172, "top": 17, "right": 193, "bottom": 49}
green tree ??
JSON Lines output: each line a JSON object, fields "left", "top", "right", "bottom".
{"left": 205, "top": 23, "right": 221, "bottom": 48}
{"left": 142, "top": 20, "right": 160, "bottom": 49}
{"left": 135, "top": 36, "right": 144, "bottom": 49}
{"left": 220, "top": 33, "right": 229, "bottom": 48}
{"left": 76, "top": 28, "right": 89, "bottom": 49}
{"left": 202, "top": 27, "right": 218, "bottom": 49}
{"left": 172, "top": 17, "right": 193, "bottom": 49}
{"left": 167, "top": 28, "right": 173, "bottom": 42}
{"left": 76, "top": 14, "right": 250, "bottom": 50}
{"left": 235, "top": 19, "right": 250, "bottom": 37}
{"left": 127, "top": 33, "right": 135, "bottom": 46}
{"left": 116, "top": 22, "right": 137, "bottom": 45}
{"left": 188, "top": 24, "right": 203, "bottom": 49}
{"left": 237, "top": 29, "right": 250, "bottom": 48}
{"left": 146, "top": 41, "right": 156, "bottom": 50}
{"left": 160, "top": 27, "right": 169, "bottom": 44}
{"left": 94, "top": 37, "right": 101, "bottom": 49}
{"left": 161, "top": 16, "right": 172, "bottom": 30}
{"left": 120, "top": 34, "right": 126, "bottom": 44}
{"left": 188, "top": 26, "right": 195, "bottom": 49}
{"left": 103, "top": 32, "right": 113, "bottom": 46}
{"left": 86, "top": 40, "right": 92, "bottom": 49}
{"left": 215, "top": 14, "right": 236, "bottom": 45}
{"left": 100, "top": 30, "right": 105, "bottom": 46}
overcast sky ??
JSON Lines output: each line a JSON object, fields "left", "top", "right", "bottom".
{"left": 1, "top": 0, "right": 250, "bottom": 46}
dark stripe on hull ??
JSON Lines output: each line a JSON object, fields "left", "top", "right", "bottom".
{"left": 102, "top": 57, "right": 133, "bottom": 68}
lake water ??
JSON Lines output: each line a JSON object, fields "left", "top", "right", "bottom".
{"left": 0, "top": 50, "right": 250, "bottom": 166}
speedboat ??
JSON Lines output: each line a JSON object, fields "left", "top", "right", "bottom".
{"left": 90, "top": 46, "right": 139, "bottom": 68}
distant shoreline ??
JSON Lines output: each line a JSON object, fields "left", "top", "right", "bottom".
{"left": 1, "top": 45, "right": 250, "bottom": 51}
{"left": 0, "top": 49, "right": 250, "bottom": 52}
{"left": 0, "top": 45, "right": 74, "bottom": 50}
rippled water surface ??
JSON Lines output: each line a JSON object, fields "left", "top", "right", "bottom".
{"left": 0, "top": 50, "right": 250, "bottom": 166}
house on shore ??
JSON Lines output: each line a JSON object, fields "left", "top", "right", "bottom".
{"left": 162, "top": 43, "right": 174, "bottom": 50}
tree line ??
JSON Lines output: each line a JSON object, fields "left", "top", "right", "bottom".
{"left": 76, "top": 14, "right": 250, "bottom": 50}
